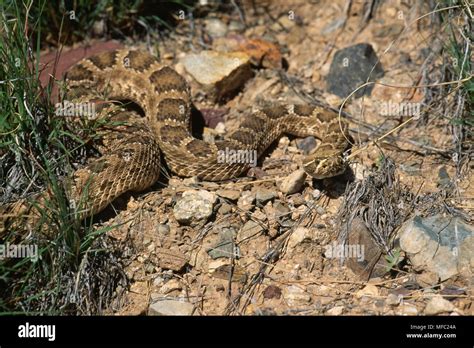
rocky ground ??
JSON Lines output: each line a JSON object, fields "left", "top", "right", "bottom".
{"left": 39, "top": 0, "right": 472, "bottom": 315}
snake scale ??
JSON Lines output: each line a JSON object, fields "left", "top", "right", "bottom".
{"left": 1, "top": 49, "right": 351, "bottom": 230}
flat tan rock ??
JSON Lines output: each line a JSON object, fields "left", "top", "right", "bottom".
{"left": 181, "top": 50, "right": 252, "bottom": 101}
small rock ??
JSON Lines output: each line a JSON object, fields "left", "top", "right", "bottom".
{"left": 156, "top": 248, "right": 189, "bottom": 272}
{"left": 153, "top": 276, "right": 164, "bottom": 287}
{"left": 276, "top": 15, "right": 298, "bottom": 30}
{"left": 182, "top": 50, "right": 252, "bottom": 101}
{"left": 326, "top": 305, "right": 344, "bottom": 315}
{"left": 288, "top": 227, "right": 311, "bottom": 249}
{"left": 216, "top": 189, "right": 241, "bottom": 201}
{"left": 208, "top": 259, "right": 228, "bottom": 274}
{"left": 205, "top": 18, "right": 228, "bottom": 38}
{"left": 440, "top": 285, "right": 466, "bottom": 298}
{"left": 182, "top": 176, "right": 199, "bottom": 186}
{"left": 247, "top": 167, "right": 267, "bottom": 179}
{"left": 251, "top": 209, "right": 267, "bottom": 221}
{"left": 351, "top": 162, "right": 369, "bottom": 181}
{"left": 326, "top": 43, "right": 384, "bottom": 99}
{"left": 280, "top": 169, "right": 307, "bottom": 194}
{"left": 209, "top": 260, "right": 247, "bottom": 282}
{"left": 389, "top": 284, "right": 416, "bottom": 297}
{"left": 424, "top": 295, "right": 456, "bottom": 315}
{"left": 207, "top": 226, "right": 239, "bottom": 259}
{"left": 255, "top": 188, "right": 277, "bottom": 204}
{"left": 148, "top": 299, "right": 194, "bottom": 316}
{"left": 374, "top": 23, "right": 404, "bottom": 38}
{"left": 218, "top": 203, "right": 232, "bottom": 215}
{"left": 263, "top": 285, "right": 282, "bottom": 299}
{"left": 214, "top": 122, "right": 226, "bottom": 135}
{"left": 356, "top": 284, "right": 379, "bottom": 298}
{"left": 284, "top": 285, "right": 311, "bottom": 306}
{"left": 173, "top": 190, "right": 216, "bottom": 226}
{"left": 416, "top": 271, "right": 439, "bottom": 287}
{"left": 274, "top": 201, "right": 291, "bottom": 216}
{"left": 296, "top": 136, "right": 317, "bottom": 155}
{"left": 159, "top": 279, "right": 182, "bottom": 294}
{"left": 291, "top": 194, "right": 306, "bottom": 206}
{"left": 321, "top": 17, "right": 346, "bottom": 35}
{"left": 237, "top": 191, "right": 255, "bottom": 211}
{"left": 238, "top": 220, "right": 264, "bottom": 241}
{"left": 92, "top": 19, "right": 106, "bottom": 36}
{"left": 396, "top": 303, "right": 419, "bottom": 316}
{"left": 228, "top": 20, "right": 245, "bottom": 32}
{"left": 386, "top": 293, "right": 402, "bottom": 306}
{"left": 312, "top": 189, "right": 322, "bottom": 199}
{"left": 291, "top": 205, "right": 307, "bottom": 220}
{"left": 156, "top": 223, "right": 170, "bottom": 236}
{"left": 399, "top": 215, "right": 473, "bottom": 281}
{"left": 399, "top": 160, "right": 422, "bottom": 176}
{"left": 345, "top": 217, "right": 387, "bottom": 280}
{"left": 437, "top": 166, "right": 452, "bottom": 188}
{"left": 315, "top": 205, "right": 325, "bottom": 215}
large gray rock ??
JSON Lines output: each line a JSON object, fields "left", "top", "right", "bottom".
{"left": 326, "top": 43, "right": 384, "bottom": 98}
{"left": 399, "top": 215, "right": 473, "bottom": 281}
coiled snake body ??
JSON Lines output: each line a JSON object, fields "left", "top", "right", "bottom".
{"left": 1, "top": 49, "right": 351, "bottom": 229}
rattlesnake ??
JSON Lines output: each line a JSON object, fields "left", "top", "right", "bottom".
{"left": 1, "top": 49, "right": 351, "bottom": 230}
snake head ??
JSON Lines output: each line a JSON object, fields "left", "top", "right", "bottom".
{"left": 302, "top": 151, "right": 348, "bottom": 179}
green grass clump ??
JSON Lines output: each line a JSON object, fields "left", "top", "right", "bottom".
{"left": 0, "top": 0, "right": 126, "bottom": 315}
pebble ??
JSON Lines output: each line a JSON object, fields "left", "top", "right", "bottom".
{"left": 251, "top": 209, "right": 267, "bottom": 221}
{"left": 216, "top": 189, "right": 241, "bottom": 201}
{"left": 173, "top": 190, "right": 216, "bottom": 226}
{"left": 296, "top": 136, "right": 317, "bottom": 155}
{"left": 291, "top": 205, "right": 307, "bottom": 220}
{"left": 326, "top": 305, "right": 344, "bottom": 315}
{"left": 207, "top": 226, "right": 238, "bottom": 259}
{"left": 424, "top": 295, "right": 456, "bottom": 315}
{"left": 159, "top": 279, "right": 182, "bottom": 294}
{"left": 255, "top": 188, "right": 277, "bottom": 204}
{"left": 155, "top": 247, "right": 189, "bottom": 272}
{"left": 263, "top": 285, "right": 282, "bottom": 299}
{"left": 214, "top": 122, "right": 226, "bottom": 135}
{"left": 291, "top": 194, "right": 306, "bottom": 206}
{"left": 237, "top": 191, "right": 255, "bottom": 211}
{"left": 156, "top": 223, "right": 170, "bottom": 236}
{"left": 396, "top": 303, "right": 419, "bottom": 316}
{"left": 283, "top": 285, "right": 311, "bottom": 306}
{"left": 355, "top": 284, "right": 379, "bottom": 298}
{"left": 280, "top": 169, "right": 307, "bottom": 194}
{"left": 287, "top": 227, "right": 311, "bottom": 250}
{"left": 218, "top": 203, "right": 232, "bottom": 215}
{"left": 386, "top": 293, "right": 402, "bottom": 306}
{"left": 148, "top": 299, "right": 194, "bottom": 316}
{"left": 205, "top": 18, "right": 228, "bottom": 38}
{"left": 238, "top": 220, "right": 264, "bottom": 241}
